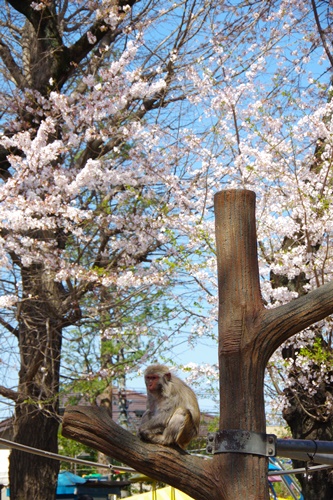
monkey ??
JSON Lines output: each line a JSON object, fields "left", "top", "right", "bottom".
{"left": 138, "top": 364, "right": 200, "bottom": 449}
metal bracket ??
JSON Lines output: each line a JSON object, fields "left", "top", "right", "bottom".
{"left": 206, "top": 430, "right": 276, "bottom": 457}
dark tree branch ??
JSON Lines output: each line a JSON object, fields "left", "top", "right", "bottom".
{"left": 311, "top": 0, "right": 333, "bottom": 69}
{"left": 62, "top": 405, "right": 218, "bottom": 500}
{"left": 63, "top": 0, "right": 140, "bottom": 87}
{"left": 67, "top": 22, "right": 122, "bottom": 68}
{"left": 0, "top": 146, "right": 12, "bottom": 180}
{"left": 0, "top": 316, "right": 18, "bottom": 336}
{"left": 6, "top": 0, "right": 68, "bottom": 93}
{"left": 0, "top": 40, "right": 28, "bottom": 89}
{"left": 5, "top": 0, "right": 32, "bottom": 17}
{"left": 260, "top": 279, "right": 333, "bottom": 359}
{"left": 0, "top": 385, "right": 18, "bottom": 402}
{"left": 7, "top": 0, "right": 141, "bottom": 92}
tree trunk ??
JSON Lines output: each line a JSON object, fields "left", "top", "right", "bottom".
{"left": 10, "top": 410, "right": 59, "bottom": 500}
{"left": 269, "top": 214, "right": 333, "bottom": 499}
{"left": 283, "top": 379, "right": 333, "bottom": 499}
{"left": 9, "top": 264, "right": 63, "bottom": 500}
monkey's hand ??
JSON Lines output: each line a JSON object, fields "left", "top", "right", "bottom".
{"left": 138, "top": 408, "right": 197, "bottom": 449}
{"left": 138, "top": 418, "right": 165, "bottom": 441}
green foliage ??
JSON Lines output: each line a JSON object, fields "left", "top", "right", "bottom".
{"left": 58, "top": 432, "right": 98, "bottom": 474}
{"left": 299, "top": 336, "right": 333, "bottom": 365}
{"left": 206, "top": 416, "right": 219, "bottom": 433}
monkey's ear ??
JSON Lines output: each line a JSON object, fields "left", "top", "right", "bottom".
{"left": 164, "top": 372, "right": 171, "bottom": 382}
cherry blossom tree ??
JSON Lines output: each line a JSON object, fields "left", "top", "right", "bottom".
{"left": 0, "top": 1, "right": 220, "bottom": 498}
{"left": 1, "top": 0, "right": 333, "bottom": 499}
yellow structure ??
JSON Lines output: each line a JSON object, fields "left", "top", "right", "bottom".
{"left": 128, "top": 486, "right": 193, "bottom": 500}
{"left": 128, "top": 484, "right": 294, "bottom": 500}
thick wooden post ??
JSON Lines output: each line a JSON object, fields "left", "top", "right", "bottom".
{"left": 212, "top": 189, "right": 269, "bottom": 499}
{"left": 215, "top": 189, "right": 265, "bottom": 427}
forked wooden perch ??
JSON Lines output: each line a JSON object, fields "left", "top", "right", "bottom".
{"left": 62, "top": 405, "right": 214, "bottom": 500}
{"left": 62, "top": 190, "right": 333, "bottom": 500}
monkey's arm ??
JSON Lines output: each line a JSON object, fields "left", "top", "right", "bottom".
{"left": 138, "top": 410, "right": 167, "bottom": 438}
{"left": 139, "top": 403, "right": 174, "bottom": 430}
{"left": 139, "top": 407, "right": 197, "bottom": 449}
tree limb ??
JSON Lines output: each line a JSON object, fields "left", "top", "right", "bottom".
{"left": 261, "top": 279, "right": 333, "bottom": 358}
{"left": 311, "top": 0, "right": 333, "bottom": 69}
{"left": 5, "top": 0, "right": 32, "bottom": 17}
{"left": 0, "top": 385, "right": 18, "bottom": 402}
{"left": 0, "top": 316, "right": 18, "bottom": 336}
{"left": 0, "top": 40, "right": 28, "bottom": 89}
{"left": 62, "top": 405, "right": 217, "bottom": 500}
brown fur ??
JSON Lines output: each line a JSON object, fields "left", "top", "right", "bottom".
{"left": 138, "top": 364, "right": 200, "bottom": 448}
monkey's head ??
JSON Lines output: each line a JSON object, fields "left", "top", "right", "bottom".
{"left": 144, "top": 364, "right": 171, "bottom": 393}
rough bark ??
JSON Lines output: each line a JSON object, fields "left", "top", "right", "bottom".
{"left": 214, "top": 190, "right": 333, "bottom": 498}
{"left": 283, "top": 393, "right": 333, "bottom": 499}
{"left": 213, "top": 190, "right": 268, "bottom": 499}
{"left": 10, "top": 411, "right": 59, "bottom": 500}
{"left": 9, "top": 263, "right": 64, "bottom": 500}
{"left": 63, "top": 406, "right": 215, "bottom": 500}
{"left": 63, "top": 189, "right": 333, "bottom": 499}
{"left": 281, "top": 333, "right": 333, "bottom": 499}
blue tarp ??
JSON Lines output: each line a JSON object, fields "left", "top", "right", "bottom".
{"left": 57, "top": 471, "right": 87, "bottom": 494}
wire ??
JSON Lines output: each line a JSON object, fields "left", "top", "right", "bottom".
{"left": 0, "top": 436, "right": 331, "bottom": 480}
{"left": 268, "top": 463, "right": 332, "bottom": 477}
{"left": 0, "top": 437, "right": 135, "bottom": 472}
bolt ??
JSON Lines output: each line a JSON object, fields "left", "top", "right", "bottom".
{"left": 207, "top": 446, "right": 213, "bottom": 453}
{"left": 268, "top": 448, "right": 274, "bottom": 455}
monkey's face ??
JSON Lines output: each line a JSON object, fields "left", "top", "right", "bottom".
{"left": 145, "top": 374, "right": 162, "bottom": 393}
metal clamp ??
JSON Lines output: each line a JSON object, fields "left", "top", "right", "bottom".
{"left": 206, "top": 430, "right": 276, "bottom": 457}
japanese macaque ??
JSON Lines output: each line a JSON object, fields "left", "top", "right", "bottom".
{"left": 138, "top": 364, "right": 200, "bottom": 449}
